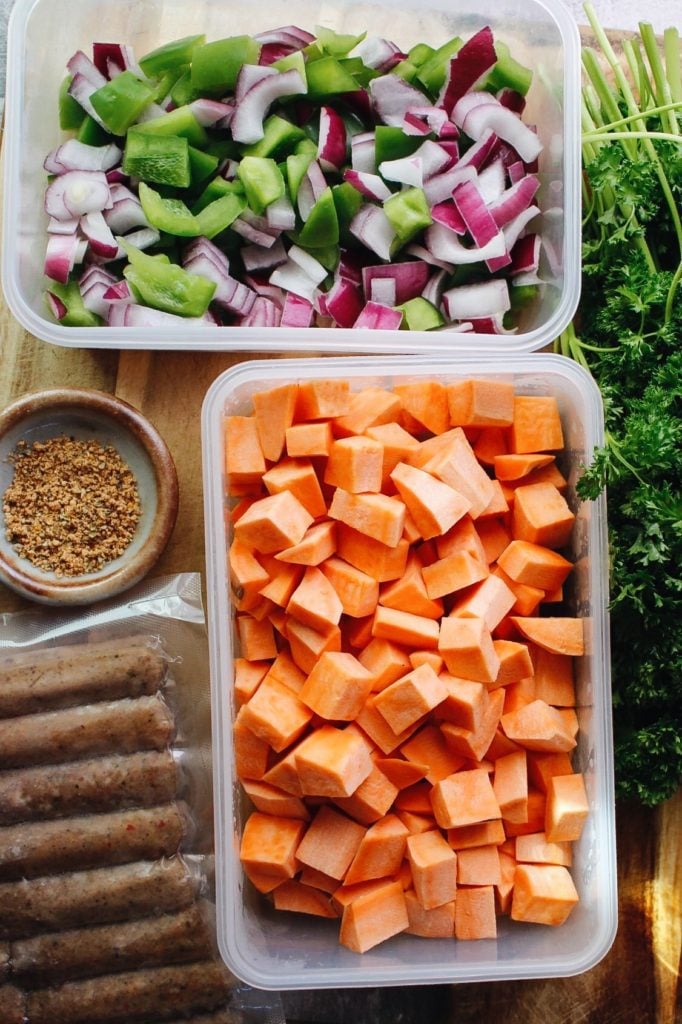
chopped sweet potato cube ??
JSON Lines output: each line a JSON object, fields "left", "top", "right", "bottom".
{"left": 339, "top": 880, "right": 408, "bottom": 952}
{"left": 532, "top": 647, "right": 576, "bottom": 706}
{"left": 252, "top": 383, "right": 298, "bottom": 463}
{"left": 516, "top": 831, "right": 572, "bottom": 867}
{"left": 273, "top": 880, "right": 338, "bottom": 918}
{"left": 287, "top": 566, "right": 344, "bottom": 633}
{"left": 510, "top": 617, "right": 584, "bottom": 657}
{"left": 234, "top": 491, "right": 313, "bottom": 554}
{"left": 509, "top": 396, "right": 564, "bottom": 454}
{"left": 366, "top": 422, "right": 422, "bottom": 486}
{"left": 418, "top": 428, "right": 496, "bottom": 520}
{"left": 286, "top": 420, "right": 333, "bottom": 458}
{"left": 296, "top": 379, "right": 350, "bottom": 420}
{"left": 263, "top": 458, "right": 327, "bottom": 519}
{"left": 234, "top": 708, "right": 269, "bottom": 781}
{"left": 454, "top": 885, "right": 497, "bottom": 940}
{"left": 497, "top": 539, "right": 573, "bottom": 591}
{"left": 493, "top": 749, "right": 528, "bottom": 824}
{"left": 295, "top": 725, "right": 374, "bottom": 798}
{"left": 440, "top": 687, "right": 505, "bottom": 763}
{"left": 512, "top": 482, "right": 575, "bottom": 549}
{"left": 237, "top": 615, "right": 278, "bottom": 662}
{"left": 447, "top": 379, "right": 515, "bottom": 428}
{"left": 494, "top": 453, "right": 555, "bottom": 481}
{"left": 224, "top": 415, "right": 266, "bottom": 492}
{"left": 358, "top": 637, "right": 412, "bottom": 692}
{"left": 242, "top": 779, "right": 310, "bottom": 821}
{"left": 446, "top": 819, "right": 506, "bottom": 851}
{"left": 400, "top": 724, "right": 465, "bottom": 785}
{"left": 391, "top": 461, "right": 471, "bottom": 541}
{"left": 334, "top": 388, "right": 402, "bottom": 437}
{"left": 374, "top": 757, "right": 428, "bottom": 789}
{"left": 241, "top": 676, "right": 313, "bottom": 753}
{"left": 422, "top": 551, "right": 489, "bottom": 600}
{"left": 324, "top": 436, "right": 384, "bottom": 494}
{"left": 320, "top": 557, "right": 380, "bottom": 619}
{"left": 336, "top": 524, "right": 410, "bottom": 582}
{"left": 404, "top": 890, "right": 455, "bottom": 938}
{"left": 406, "top": 830, "right": 457, "bottom": 910}
{"left": 394, "top": 380, "right": 450, "bottom": 436}
{"left": 545, "top": 773, "right": 589, "bottom": 842}
{"left": 356, "top": 695, "right": 422, "bottom": 754}
{"left": 240, "top": 812, "right": 306, "bottom": 880}
{"left": 456, "top": 844, "right": 501, "bottom": 885}
{"left": 439, "top": 616, "right": 500, "bottom": 684}
{"left": 275, "top": 521, "right": 337, "bottom": 566}
{"left": 287, "top": 618, "right": 342, "bottom": 674}
{"left": 334, "top": 766, "right": 400, "bottom": 826}
{"left": 501, "top": 699, "right": 577, "bottom": 753}
{"left": 295, "top": 805, "right": 366, "bottom": 880}
{"left": 300, "top": 651, "right": 374, "bottom": 721}
{"left": 234, "top": 658, "right": 270, "bottom": 705}
{"left": 329, "top": 489, "right": 406, "bottom": 548}
{"left": 492, "top": 640, "right": 534, "bottom": 688}
{"left": 345, "top": 814, "right": 409, "bottom": 885}
{"left": 511, "top": 864, "right": 579, "bottom": 926}
{"left": 430, "top": 768, "right": 501, "bottom": 830}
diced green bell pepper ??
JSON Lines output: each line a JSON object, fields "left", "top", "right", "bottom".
{"left": 297, "top": 187, "right": 339, "bottom": 247}
{"left": 241, "top": 115, "right": 306, "bottom": 159}
{"left": 191, "top": 176, "right": 245, "bottom": 214}
{"left": 90, "top": 71, "right": 156, "bottom": 136}
{"left": 188, "top": 146, "right": 220, "bottom": 186}
{"left": 338, "top": 57, "right": 378, "bottom": 89}
{"left": 59, "top": 76, "right": 86, "bottom": 131}
{"left": 195, "top": 193, "right": 247, "bottom": 239}
{"left": 133, "top": 105, "right": 208, "bottom": 148}
{"left": 486, "top": 41, "right": 533, "bottom": 96}
{"left": 374, "top": 126, "right": 423, "bottom": 165}
{"left": 170, "top": 69, "right": 199, "bottom": 108}
{"left": 237, "top": 156, "right": 285, "bottom": 215}
{"left": 46, "top": 280, "right": 102, "bottom": 327}
{"left": 123, "top": 129, "right": 191, "bottom": 188}
{"left": 416, "top": 36, "right": 463, "bottom": 95}
{"left": 397, "top": 296, "right": 444, "bottom": 330}
{"left": 384, "top": 187, "right": 432, "bottom": 246}
{"left": 332, "top": 181, "right": 362, "bottom": 235}
{"left": 408, "top": 43, "right": 435, "bottom": 66}
{"left": 121, "top": 241, "right": 216, "bottom": 317}
{"left": 306, "top": 56, "right": 360, "bottom": 98}
{"left": 138, "top": 182, "right": 199, "bottom": 236}
{"left": 510, "top": 283, "right": 538, "bottom": 310}
{"left": 191, "top": 36, "right": 261, "bottom": 95}
{"left": 151, "top": 67, "right": 187, "bottom": 105}
{"left": 286, "top": 152, "right": 314, "bottom": 202}
{"left": 272, "top": 50, "right": 307, "bottom": 83}
{"left": 390, "top": 59, "right": 419, "bottom": 83}
{"left": 314, "top": 26, "right": 366, "bottom": 57}
{"left": 139, "top": 34, "right": 206, "bottom": 77}
{"left": 77, "top": 115, "right": 111, "bottom": 146}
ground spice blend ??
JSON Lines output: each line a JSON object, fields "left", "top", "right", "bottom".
{"left": 3, "top": 435, "right": 142, "bottom": 577}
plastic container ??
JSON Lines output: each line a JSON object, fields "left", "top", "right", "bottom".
{"left": 2, "top": 0, "right": 580, "bottom": 352}
{"left": 202, "top": 353, "right": 617, "bottom": 990}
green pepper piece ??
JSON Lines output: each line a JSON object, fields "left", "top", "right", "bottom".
{"left": 59, "top": 76, "right": 86, "bottom": 131}
{"left": 170, "top": 69, "right": 199, "bottom": 108}
{"left": 297, "top": 187, "right": 339, "bottom": 247}
{"left": 510, "top": 283, "right": 539, "bottom": 310}
{"left": 195, "top": 193, "right": 247, "bottom": 239}
{"left": 241, "top": 115, "right": 306, "bottom": 159}
{"left": 90, "top": 71, "right": 155, "bottom": 136}
{"left": 139, "top": 34, "right": 206, "bottom": 77}
{"left": 396, "top": 296, "right": 444, "bottom": 330}
{"left": 46, "top": 281, "right": 102, "bottom": 327}
{"left": 416, "top": 36, "right": 463, "bottom": 95}
{"left": 188, "top": 146, "right": 220, "bottom": 186}
{"left": 133, "top": 106, "right": 208, "bottom": 148}
{"left": 384, "top": 187, "right": 432, "bottom": 246}
{"left": 374, "top": 126, "right": 424, "bottom": 165}
{"left": 237, "top": 156, "right": 285, "bottom": 215}
{"left": 151, "top": 67, "right": 186, "bottom": 105}
{"left": 338, "top": 57, "right": 378, "bottom": 89}
{"left": 306, "top": 56, "right": 360, "bottom": 98}
{"left": 286, "top": 152, "right": 314, "bottom": 202}
{"left": 295, "top": 138, "right": 318, "bottom": 156}
{"left": 138, "top": 182, "right": 199, "bottom": 236}
{"left": 332, "top": 181, "right": 362, "bottom": 236}
{"left": 486, "top": 41, "right": 533, "bottom": 96}
{"left": 121, "top": 241, "right": 216, "bottom": 317}
{"left": 191, "top": 176, "right": 245, "bottom": 214}
{"left": 272, "top": 50, "right": 307, "bottom": 83}
{"left": 191, "top": 37, "right": 261, "bottom": 95}
{"left": 123, "top": 129, "right": 191, "bottom": 188}
{"left": 408, "top": 43, "right": 436, "bottom": 66}
{"left": 314, "top": 26, "right": 367, "bottom": 57}
{"left": 391, "top": 59, "right": 419, "bottom": 83}
{"left": 77, "top": 115, "right": 110, "bottom": 146}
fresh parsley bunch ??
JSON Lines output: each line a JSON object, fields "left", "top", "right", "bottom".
{"left": 556, "top": 6, "right": 682, "bottom": 806}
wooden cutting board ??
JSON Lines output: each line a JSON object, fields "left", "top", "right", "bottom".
{"left": 0, "top": 25, "right": 679, "bottom": 1024}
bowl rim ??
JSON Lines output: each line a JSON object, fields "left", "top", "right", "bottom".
{"left": 0, "top": 387, "right": 179, "bottom": 605}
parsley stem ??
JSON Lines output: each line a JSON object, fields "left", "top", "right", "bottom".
{"left": 582, "top": 130, "right": 682, "bottom": 145}
{"left": 664, "top": 262, "right": 682, "bottom": 324}
{"left": 639, "top": 22, "right": 679, "bottom": 136}
{"left": 585, "top": 100, "right": 682, "bottom": 135}
{"left": 664, "top": 28, "right": 681, "bottom": 104}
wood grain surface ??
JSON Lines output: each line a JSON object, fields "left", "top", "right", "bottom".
{"left": 0, "top": 26, "right": 680, "bottom": 1022}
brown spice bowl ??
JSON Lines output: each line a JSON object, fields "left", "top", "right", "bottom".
{"left": 0, "top": 388, "right": 179, "bottom": 606}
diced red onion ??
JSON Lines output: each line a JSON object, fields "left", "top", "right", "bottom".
{"left": 119, "top": 304, "right": 216, "bottom": 327}
{"left": 425, "top": 221, "right": 505, "bottom": 263}
{"left": 119, "top": 227, "right": 160, "bottom": 251}
{"left": 455, "top": 129, "right": 499, "bottom": 171}
{"left": 497, "top": 88, "right": 526, "bottom": 114}
{"left": 478, "top": 158, "right": 506, "bottom": 204}
{"left": 462, "top": 104, "right": 543, "bottom": 164}
{"left": 67, "top": 74, "right": 108, "bottom": 129}
{"left": 183, "top": 236, "right": 231, "bottom": 274}
{"left": 44, "top": 233, "right": 80, "bottom": 283}
{"left": 468, "top": 314, "right": 517, "bottom": 334}
{"left": 236, "top": 65, "right": 278, "bottom": 103}
{"left": 351, "top": 132, "right": 376, "bottom": 173}
{"left": 451, "top": 89, "right": 500, "bottom": 129}
{"left": 270, "top": 260, "right": 320, "bottom": 303}
{"left": 48, "top": 216, "right": 80, "bottom": 234}
{"left": 369, "top": 75, "right": 433, "bottom": 128}
{"left": 46, "top": 291, "right": 68, "bottom": 321}
{"left": 239, "top": 296, "right": 282, "bottom": 326}
{"left": 344, "top": 170, "right": 393, "bottom": 202}
{"left": 338, "top": 249, "right": 366, "bottom": 286}
{"left": 102, "top": 279, "right": 133, "bottom": 303}
{"left": 510, "top": 233, "right": 541, "bottom": 275}
{"left": 369, "top": 277, "right": 396, "bottom": 306}
{"left": 324, "top": 278, "right": 364, "bottom": 327}
{"left": 441, "top": 278, "right": 510, "bottom": 320}
{"left": 106, "top": 168, "right": 128, "bottom": 184}
{"left": 288, "top": 245, "right": 327, "bottom": 285}
{"left": 352, "top": 301, "right": 403, "bottom": 330}
{"left": 489, "top": 174, "right": 539, "bottom": 228}
{"left": 80, "top": 210, "right": 119, "bottom": 258}
{"left": 378, "top": 155, "right": 422, "bottom": 188}
{"left": 280, "top": 292, "right": 314, "bottom": 327}
{"left": 423, "top": 165, "right": 475, "bottom": 205}
{"left": 67, "top": 50, "right": 107, "bottom": 88}
{"left": 243, "top": 275, "right": 286, "bottom": 306}
{"left": 405, "top": 243, "right": 454, "bottom": 271}
{"left": 352, "top": 37, "right": 404, "bottom": 71}
{"left": 45, "top": 170, "right": 111, "bottom": 220}
{"left": 81, "top": 269, "right": 118, "bottom": 318}
{"left": 44, "top": 140, "right": 122, "bottom": 175}
{"left": 438, "top": 28, "right": 497, "bottom": 115}
{"left": 317, "top": 106, "right": 347, "bottom": 172}
{"left": 231, "top": 214, "right": 280, "bottom": 248}
{"left": 430, "top": 200, "right": 466, "bottom": 234}
{"left": 259, "top": 42, "right": 297, "bottom": 65}
{"left": 254, "top": 25, "right": 315, "bottom": 47}
{"left": 241, "top": 238, "right": 288, "bottom": 272}
{"left": 266, "top": 196, "right": 296, "bottom": 231}
{"left": 349, "top": 204, "right": 396, "bottom": 261}
{"left": 421, "top": 268, "right": 447, "bottom": 308}
{"left": 184, "top": 253, "right": 257, "bottom": 314}
{"left": 362, "top": 261, "right": 430, "bottom": 304}
{"left": 453, "top": 179, "right": 499, "bottom": 246}
{"left": 104, "top": 185, "right": 148, "bottom": 233}
{"left": 190, "top": 98, "right": 236, "bottom": 127}
{"left": 231, "top": 69, "right": 306, "bottom": 144}
{"left": 134, "top": 102, "right": 170, "bottom": 125}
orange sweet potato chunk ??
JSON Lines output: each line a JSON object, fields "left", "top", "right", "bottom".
{"left": 240, "top": 812, "right": 306, "bottom": 881}
{"left": 345, "top": 814, "right": 409, "bottom": 885}
{"left": 509, "top": 396, "right": 564, "bottom": 454}
{"left": 339, "top": 880, "right": 408, "bottom": 952}
{"left": 324, "top": 436, "right": 384, "bottom": 494}
{"left": 300, "top": 651, "right": 375, "bottom": 721}
{"left": 511, "top": 864, "right": 579, "bottom": 926}
{"left": 295, "top": 725, "right": 374, "bottom": 798}
{"left": 430, "top": 768, "right": 501, "bottom": 830}
{"left": 545, "top": 773, "right": 589, "bottom": 843}
{"left": 273, "top": 880, "right": 338, "bottom": 918}
{"left": 295, "top": 805, "right": 366, "bottom": 880}
{"left": 454, "top": 885, "right": 497, "bottom": 940}
{"left": 234, "top": 491, "right": 313, "bottom": 554}
{"left": 512, "top": 483, "right": 575, "bottom": 549}
{"left": 406, "top": 830, "right": 457, "bottom": 909}
{"left": 252, "top": 383, "right": 298, "bottom": 463}
{"left": 374, "top": 663, "right": 448, "bottom": 735}
{"left": 329, "top": 490, "right": 406, "bottom": 548}
{"left": 391, "top": 461, "right": 471, "bottom": 541}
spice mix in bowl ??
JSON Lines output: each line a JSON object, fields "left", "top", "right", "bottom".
{"left": 0, "top": 389, "right": 178, "bottom": 604}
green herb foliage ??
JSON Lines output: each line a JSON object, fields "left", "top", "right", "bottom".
{"left": 556, "top": 7, "right": 682, "bottom": 805}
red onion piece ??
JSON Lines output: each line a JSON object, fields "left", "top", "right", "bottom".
{"left": 462, "top": 104, "right": 542, "bottom": 164}
{"left": 44, "top": 233, "right": 80, "bottom": 283}
{"left": 441, "top": 278, "right": 510, "bottom": 320}
{"left": 349, "top": 204, "right": 396, "bottom": 260}
{"left": 438, "top": 27, "right": 497, "bottom": 115}
{"left": 80, "top": 210, "right": 119, "bottom": 258}
{"left": 344, "top": 170, "right": 393, "bottom": 202}
{"left": 352, "top": 301, "right": 403, "bottom": 330}
{"left": 325, "top": 278, "right": 364, "bottom": 327}
{"left": 280, "top": 292, "right": 314, "bottom": 327}
{"left": 231, "top": 69, "right": 306, "bottom": 144}
{"left": 318, "top": 106, "right": 347, "bottom": 172}
{"left": 361, "top": 261, "right": 430, "bottom": 304}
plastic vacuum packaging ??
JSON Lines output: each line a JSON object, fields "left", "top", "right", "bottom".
{"left": 0, "top": 574, "right": 285, "bottom": 1024}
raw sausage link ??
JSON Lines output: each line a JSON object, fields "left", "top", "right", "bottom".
{"left": 10, "top": 903, "right": 213, "bottom": 984}
{"left": 0, "top": 858, "right": 196, "bottom": 939}
{"left": 0, "top": 941, "right": 8, "bottom": 980}
{"left": 0, "top": 638, "right": 166, "bottom": 719}
{"left": 0, "top": 750, "right": 180, "bottom": 825}
{"left": 0, "top": 803, "right": 189, "bottom": 881}
{"left": 141, "top": 1015, "right": 237, "bottom": 1024}
{"left": 0, "top": 694, "right": 175, "bottom": 770}
{"left": 26, "top": 960, "right": 232, "bottom": 1023}
{"left": 0, "top": 984, "right": 26, "bottom": 1024}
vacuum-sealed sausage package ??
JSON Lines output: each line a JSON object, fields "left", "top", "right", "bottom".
{"left": 0, "top": 573, "right": 285, "bottom": 1024}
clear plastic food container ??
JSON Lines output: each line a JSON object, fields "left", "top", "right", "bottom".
{"left": 2, "top": 0, "right": 580, "bottom": 352}
{"left": 201, "top": 353, "right": 617, "bottom": 990}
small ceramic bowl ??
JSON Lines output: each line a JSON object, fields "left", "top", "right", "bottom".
{"left": 0, "top": 388, "right": 179, "bottom": 605}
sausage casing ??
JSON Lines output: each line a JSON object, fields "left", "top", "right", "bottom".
{"left": 0, "top": 638, "right": 166, "bottom": 718}
{"left": 26, "top": 960, "right": 232, "bottom": 1023}
{"left": 0, "top": 857, "right": 196, "bottom": 939}
{"left": 11, "top": 903, "right": 213, "bottom": 984}
{"left": 0, "top": 694, "right": 175, "bottom": 770}
{"left": 0, "top": 750, "right": 180, "bottom": 825}
{"left": 0, "top": 803, "right": 189, "bottom": 881}
{"left": 0, "top": 984, "right": 26, "bottom": 1024}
